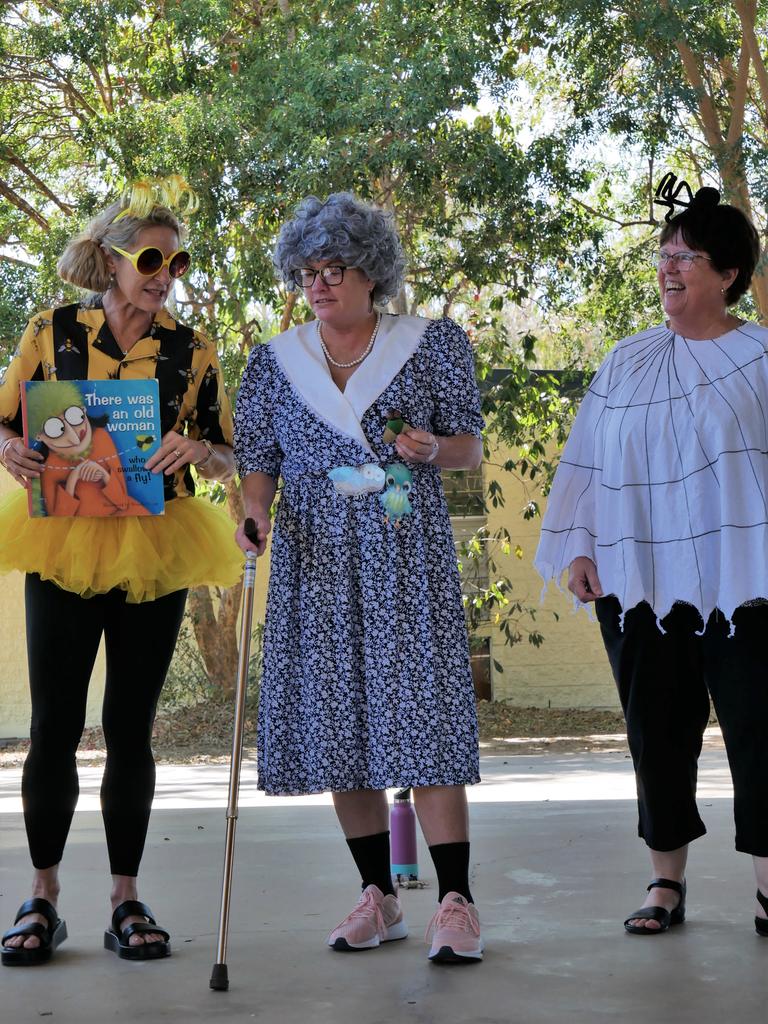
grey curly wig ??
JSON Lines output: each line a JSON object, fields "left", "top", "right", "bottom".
{"left": 274, "top": 193, "right": 406, "bottom": 307}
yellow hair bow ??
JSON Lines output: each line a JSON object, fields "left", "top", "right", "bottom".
{"left": 112, "top": 175, "right": 200, "bottom": 223}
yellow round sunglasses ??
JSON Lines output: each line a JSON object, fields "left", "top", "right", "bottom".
{"left": 111, "top": 244, "right": 191, "bottom": 278}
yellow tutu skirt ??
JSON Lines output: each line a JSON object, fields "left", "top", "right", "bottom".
{"left": 0, "top": 489, "right": 245, "bottom": 603}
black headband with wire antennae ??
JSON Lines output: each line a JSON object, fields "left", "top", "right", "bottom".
{"left": 653, "top": 172, "right": 694, "bottom": 223}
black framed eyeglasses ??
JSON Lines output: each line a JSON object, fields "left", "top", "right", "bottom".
{"left": 291, "top": 265, "right": 348, "bottom": 288}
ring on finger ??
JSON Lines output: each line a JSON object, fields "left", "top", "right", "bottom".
{"left": 173, "top": 448, "right": 182, "bottom": 458}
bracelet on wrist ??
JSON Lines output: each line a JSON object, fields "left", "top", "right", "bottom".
{"left": 194, "top": 439, "right": 216, "bottom": 469}
{"left": 425, "top": 437, "right": 440, "bottom": 463}
{"left": 0, "top": 437, "right": 17, "bottom": 465}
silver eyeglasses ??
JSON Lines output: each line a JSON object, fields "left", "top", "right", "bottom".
{"left": 653, "top": 250, "right": 713, "bottom": 272}
{"left": 292, "top": 265, "right": 348, "bottom": 288}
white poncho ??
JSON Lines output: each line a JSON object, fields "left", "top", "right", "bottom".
{"left": 535, "top": 321, "right": 768, "bottom": 625}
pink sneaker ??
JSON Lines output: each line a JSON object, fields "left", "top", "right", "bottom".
{"left": 426, "top": 892, "right": 483, "bottom": 963}
{"left": 327, "top": 885, "right": 408, "bottom": 951}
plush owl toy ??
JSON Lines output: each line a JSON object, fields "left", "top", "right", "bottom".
{"left": 328, "top": 464, "right": 386, "bottom": 496}
{"left": 379, "top": 463, "right": 413, "bottom": 525}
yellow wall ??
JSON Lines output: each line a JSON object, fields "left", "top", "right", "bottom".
{"left": 479, "top": 439, "right": 619, "bottom": 709}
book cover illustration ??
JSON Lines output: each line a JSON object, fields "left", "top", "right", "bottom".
{"left": 21, "top": 379, "right": 165, "bottom": 518}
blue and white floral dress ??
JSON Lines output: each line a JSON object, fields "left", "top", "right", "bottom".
{"left": 234, "top": 314, "right": 483, "bottom": 795}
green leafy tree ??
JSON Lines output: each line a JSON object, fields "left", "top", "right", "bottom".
{"left": 502, "top": 0, "right": 768, "bottom": 342}
{"left": 0, "top": 0, "right": 601, "bottom": 687}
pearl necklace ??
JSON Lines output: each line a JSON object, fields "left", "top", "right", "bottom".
{"left": 317, "top": 313, "right": 381, "bottom": 368}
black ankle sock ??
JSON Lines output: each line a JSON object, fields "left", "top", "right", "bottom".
{"left": 346, "top": 831, "right": 395, "bottom": 897}
{"left": 428, "top": 841, "right": 472, "bottom": 903}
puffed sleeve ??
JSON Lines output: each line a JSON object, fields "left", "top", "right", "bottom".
{"left": 0, "top": 314, "right": 47, "bottom": 433}
{"left": 190, "top": 332, "right": 233, "bottom": 446}
{"left": 534, "top": 354, "right": 612, "bottom": 582}
{"left": 233, "top": 344, "right": 284, "bottom": 479}
{"left": 429, "top": 318, "right": 484, "bottom": 438}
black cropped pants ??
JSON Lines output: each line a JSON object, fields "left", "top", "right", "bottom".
{"left": 22, "top": 573, "right": 187, "bottom": 875}
{"left": 596, "top": 596, "right": 768, "bottom": 856}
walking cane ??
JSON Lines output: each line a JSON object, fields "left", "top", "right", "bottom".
{"left": 210, "top": 518, "right": 260, "bottom": 992}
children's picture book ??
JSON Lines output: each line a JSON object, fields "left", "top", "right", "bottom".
{"left": 21, "top": 379, "right": 165, "bottom": 518}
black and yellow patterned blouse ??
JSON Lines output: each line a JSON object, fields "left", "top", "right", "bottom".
{"left": 0, "top": 302, "right": 243, "bottom": 602}
{"left": 0, "top": 302, "right": 234, "bottom": 502}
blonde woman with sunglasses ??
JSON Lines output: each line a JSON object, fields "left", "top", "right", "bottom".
{"left": 0, "top": 178, "right": 243, "bottom": 967}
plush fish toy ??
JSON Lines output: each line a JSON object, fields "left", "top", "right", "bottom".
{"left": 328, "top": 464, "right": 386, "bottom": 496}
{"left": 379, "top": 463, "right": 413, "bottom": 525}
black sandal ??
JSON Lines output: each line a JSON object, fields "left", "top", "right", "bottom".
{"left": 1, "top": 898, "right": 68, "bottom": 966}
{"left": 624, "top": 877, "right": 686, "bottom": 935}
{"left": 755, "top": 889, "right": 768, "bottom": 937}
{"left": 104, "top": 900, "right": 171, "bottom": 961}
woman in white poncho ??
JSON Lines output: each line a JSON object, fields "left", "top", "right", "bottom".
{"left": 535, "top": 179, "right": 768, "bottom": 937}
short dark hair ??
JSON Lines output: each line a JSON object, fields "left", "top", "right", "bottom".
{"left": 659, "top": 191, "right": 761, "bottom": 305}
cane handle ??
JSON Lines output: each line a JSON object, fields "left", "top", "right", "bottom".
{"left": 243, "top": 517, "right": 260, "bottom": 545}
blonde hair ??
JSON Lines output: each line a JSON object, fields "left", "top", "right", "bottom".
{"left": 57, "top": 175, "right": 197, "bottom": 294}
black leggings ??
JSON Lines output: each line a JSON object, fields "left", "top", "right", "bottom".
{"left": 23, "top": 574, "right": 187, "bottom": 875}
{"left": 597, "top": 596, "right": 768, "bottom": 856}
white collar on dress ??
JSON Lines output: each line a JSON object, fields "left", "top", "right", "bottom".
{"left": 269, "top": 313, "right": 429, "bottom": 454}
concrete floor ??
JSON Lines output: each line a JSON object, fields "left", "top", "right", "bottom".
{"left": 0, "top": 750, "right": 765, "bottom": 1023}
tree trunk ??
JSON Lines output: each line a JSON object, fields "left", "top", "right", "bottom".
{"left": 375, "top": 173, "right": 408, "bottom": 313}
{"left": 280, "top": 290, "right": 298, "bottom": 333}
{"left": 187, "top": 583, "right": 242, "bottom": 697}
{"left": 187, "top": 480, "right": 249, "bottom": 698}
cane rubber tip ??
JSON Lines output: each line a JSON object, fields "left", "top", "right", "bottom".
{"left": 210, "top": 963, "right": 229, "bottom": 990}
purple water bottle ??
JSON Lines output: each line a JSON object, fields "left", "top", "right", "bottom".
{"left": 391, "top": 787, "right": 418, "bottom": 884}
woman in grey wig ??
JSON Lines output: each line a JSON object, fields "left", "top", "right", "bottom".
{"left": 274, "top": 193, "right": 406, "bottom": 305}
{"left": 234, "top": 193, "right": 485, "bottom": 964}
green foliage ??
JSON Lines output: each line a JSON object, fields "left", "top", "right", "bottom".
{"left": 0, "top": 0, "right": 598, "bottom": 364}
{"left": 160, "top": 617, "right": 215, "bottom": 708}
{"left": 162, "top": 614, "right": 262, "bottom": 708}
{"left": 442, "top": 300, "right": 579, "bottom": 648}
{"left": 500, "top": 0, "right": 768, "bottom": 348}
{"left": 0, "top": 261, "right": 39, "bottom": 345}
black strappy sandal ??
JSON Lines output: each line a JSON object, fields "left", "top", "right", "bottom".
{"left": 104, "top": 900, "right": 171, "bottom": 961}
{"left": 624, "top": 878, "right": 686, "bottom": 935}
{"left": 1, "top": 898, "right": 68, "bottom": 966}
{"left": 755, "top": 889, "right": 768, "bottom": 937}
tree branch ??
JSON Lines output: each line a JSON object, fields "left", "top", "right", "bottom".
{"left": 0, "top": 178, "right": 49, "bottom": 228}
{"left": 1, "top": 146, "right": 74, "bottom": 213}
{"left": 734, "top": 0, "right": 768, "bottom": 124}
{"left": 41, "top": 58, "right": 99, "bottom": 116}
{"left": 656, "top": 0, "right": 726, "bottom": 151}
{"left": 442, "top": 277, "right": 468, "bottom": 319}
{"left": 571, "top": 197, "right": 655, "bottom": 229}
{"left": 0, "top": 252, "right": 37, "bottom": 268}
{"left": 725, "top": 40, "right": 751, "bottom": 146}
{"left": 83, "top": 57, "right": 113, "bottom": 113}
